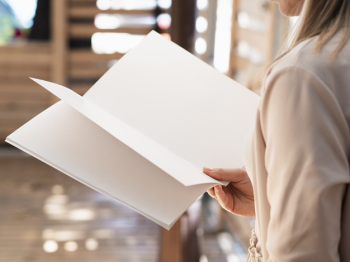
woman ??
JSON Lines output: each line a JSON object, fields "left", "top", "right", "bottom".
{"left": 204, "top": 0, "right": 350, "bottom": 261}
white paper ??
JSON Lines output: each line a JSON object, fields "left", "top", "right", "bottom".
{"left": 6, "top": 31, "right": 260, "bottom": 229}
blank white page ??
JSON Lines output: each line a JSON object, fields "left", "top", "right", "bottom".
{"left": 28, "top": 78, "right": 222, "bottom": 187}
{"left": 84, "top": 31, "right": 260, "bottom": 171}
{"left": 6, "top": 102, "right": 215, "bottom": 229}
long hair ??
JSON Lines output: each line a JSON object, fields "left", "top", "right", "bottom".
{"left": 277, "top": 0, "right": 350, "bottom": 61}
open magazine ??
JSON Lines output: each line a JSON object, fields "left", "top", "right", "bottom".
{"left": 6, "top": 31, "right": 260, "bottom": 229}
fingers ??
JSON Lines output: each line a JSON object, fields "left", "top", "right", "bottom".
{"left": 203, "top": 167, "right": 245, "bottom": 182}
{"left": 214, "top": 185, "right": 233, "bottom": 212}
{"left": 207, "top": 187, "right": 216, "bottom": 198}
{"left": 207, "top": 185, "right": 235, "bottom": 213}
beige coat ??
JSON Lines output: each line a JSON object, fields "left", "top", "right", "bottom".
{"left": 244, "top": 31, "right": 350, "bottom": 261}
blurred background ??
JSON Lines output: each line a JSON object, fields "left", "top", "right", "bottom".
{"left": 0, "top": 0, "right": 292, "bottom": 261}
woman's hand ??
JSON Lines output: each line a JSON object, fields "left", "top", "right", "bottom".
{"left": 203, "top": 167, "right": 255, "bottom": 217}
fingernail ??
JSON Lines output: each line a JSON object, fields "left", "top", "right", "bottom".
{"left": 203, "top": 167, "right": 213, "bottom": 171}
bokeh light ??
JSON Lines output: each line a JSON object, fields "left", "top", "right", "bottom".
{"left": 43, "top": 240, "right": 58, "bottom": 253}
{"left": 195, "top": 37, "right": 207, "bottom": 55}
{"left": 157, "top": 13, "right": 171, "bottom": 30}
{"left": 197, "top": 0, "right": 208, "bottom": 10}
{"left": 196, "top": 16, "right": 208, "bottom": 33}
{"left": 64, "top": 241, "right": 78, "bottom": 252}
{"left": 85, "top": 238, "right": 99, "bottom": 251}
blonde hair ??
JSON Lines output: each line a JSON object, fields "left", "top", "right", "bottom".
{"left": 278, "top": 0, "right": 350, "bottom": 61}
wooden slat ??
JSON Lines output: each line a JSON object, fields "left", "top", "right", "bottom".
{"left": 236, "top": 26, "right": 267, "bottom": 54}
{"left": 0, "top": 110, "right": 43, "bottom": 125}
{"left": 69, "top": 6, "right": 155, "bottom": 18}
{"left": 0, "top": 68, "right": 51, "bottom": 80}
{"left": 0, "top": 90, "right": 48, "bottom": 103}
{"left": 0, "top": 53, "right": 51, "bottom": 67}
{"left": 69, "top": 67, "right": 107, "bottom": 78}
{"left": 70, "top": 84, "right": 92, "bottom": 95}
{"left": 0, "top": 42, "right": 51, "bottom": 54}
{"left": 0, "top": 102, "right": 48, "bottom": 113}
{"left": 69, "top": 25, "right": 152, "bottom": 38}
{"left": 231, "top": 54, "right": 252, "bottom": 71}
{"left": 69, "top": 50, "right": 123, "bottom": 64}
{"left": 70, "top": 0, "right": 99, "bottom": 3}
{"left": 0, "top": 82, "right": 45, "bottom": 90}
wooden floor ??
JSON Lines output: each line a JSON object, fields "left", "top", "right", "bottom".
{"left": 0, "top": 149, "right": 160, "bottom": 262}
{"left": 0, "top": 148, "right": 248, "bottom": 262}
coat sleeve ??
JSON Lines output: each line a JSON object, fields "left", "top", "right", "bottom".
{"left": 259, "top": 66, "right": 350, "bottom": 262}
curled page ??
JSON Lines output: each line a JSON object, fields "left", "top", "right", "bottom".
{"left": 6, "top": 31, "right": 260, "bottom": 229}
{"left": 29, "top": 78, "right": 223, "bottom": 187}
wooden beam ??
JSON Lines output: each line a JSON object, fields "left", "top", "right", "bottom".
{"left": 51, "top": 0, "right": 68, "bottom": 105}
{"left": 171, "top": 0, "right": 196, "bottom": 53}
{"left": 228, "top": 0, "right": 240, "bottom": 78}
{"left": 159, "top": 220, "right": 182, "bottom": 262}
{"left": 69, "top": 25, "right": 152, "bottom": 38}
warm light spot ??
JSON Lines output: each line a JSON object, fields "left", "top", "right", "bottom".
{"left": 43, "top": 240, "right": 58, "bottom": 253}
{"left": 68, "top": 208, "right": 96, "bottom": 221}
{"left": 85, "top": 238, "right": 99, "bottom": 251}
{"left": 217, "top": 232, "right": 233, "bottom": 253}
{"left": 237, "top": 41, "right": 264, "bottom": 64}
{"left": 96, "top": 0, "right": 111, "bottom": 10}
{"left": 237, "top": 12, "right": 250, "bottom": 29}
{"left": 227, "top": 254, "right": 240, "bottom": 262}
{"left": 95, "top": 14, "right": 121, "bottom": 29}
{"left": 92, "top": 33, "right": 145, "bottom": 54}
{"left": 161, "top": 33, "right": 171, "bottom": 40}
{"left": 52, "top": 185, "right": 64, "bottom": 195}
{"left": 121, "top": 0, "right": 157, "bottom": 10}
{"left": 158, "top": 0, "right": 172, "bottom": 9}
{"left": 92, "top": 229, "right": 115, "bottom": 239}
{"left": 64, "top": 241, "right": 78, "bottom": 252}
{"left": 197, "top": 0, "right": 208, "bottom": 10}
{"left": 199, "top": 255, "right": 209, "bottom": 262}
{"left": 195, "top": 37, "right": 207, "bottom": 54}
{"left": 157, "top": 13, "right": 171, "bottom": 30}
{"left": 43, "top": 195, "right": 68, "bottom": 216}
{"left": 42, "top": 229, "right": 85, "bottom": 242}
{"left": 196, "top": 16, "right": 208, "bottom": 33}
{"left": 213, "top": 0, "right": 233, "bottom": 73}
{"left": 237, "top": 12, "right": 265, "bottom": 32}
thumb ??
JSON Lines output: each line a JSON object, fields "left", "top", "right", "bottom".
{"left": 203, "top": 167, "right": 244, "bottom": 182}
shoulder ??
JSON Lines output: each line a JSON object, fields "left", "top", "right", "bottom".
{"left": 264, "top": 38, "right": 325, "bottom": 88}
{"left": 263, "top": 30, "right": 350, "bottom": 96}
